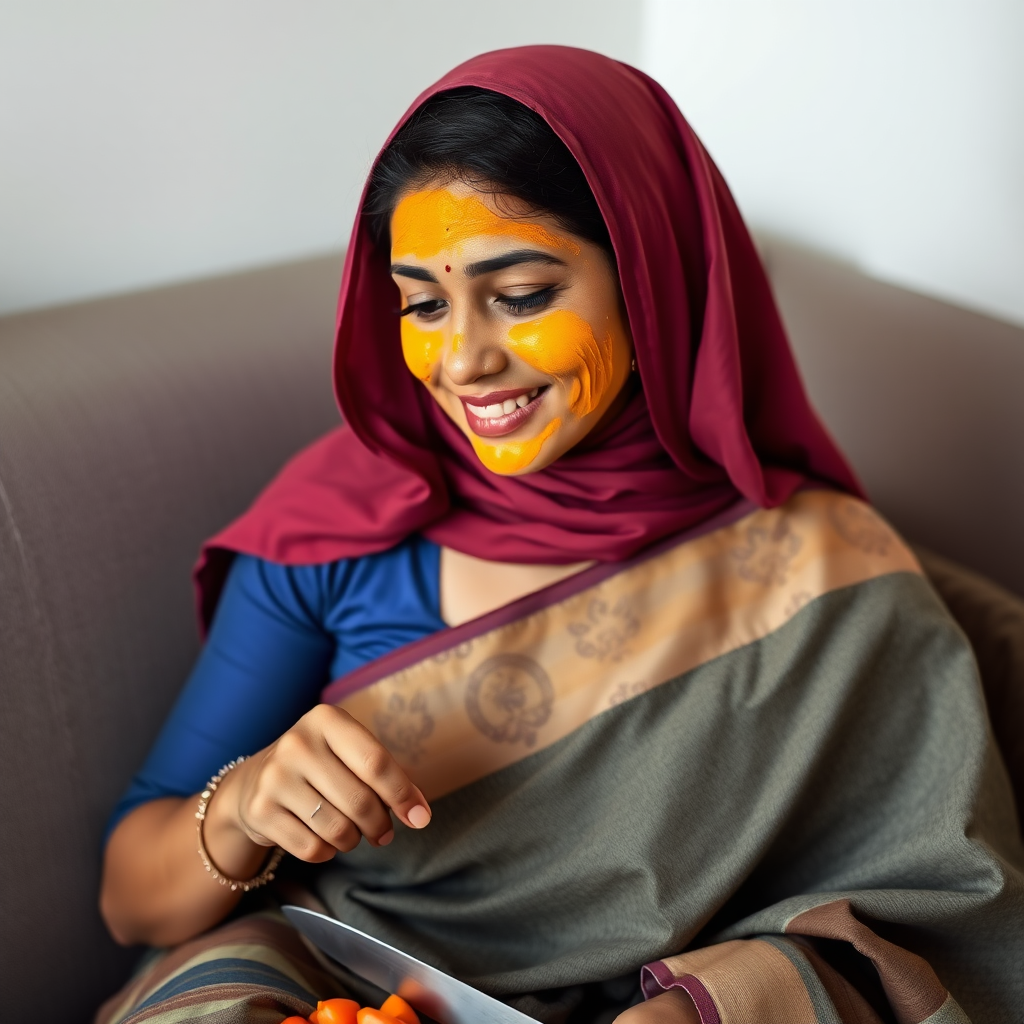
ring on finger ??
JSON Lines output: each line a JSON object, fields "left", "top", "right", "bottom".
{"left": 310, "top": 801, "right": 322, "bottom": 822}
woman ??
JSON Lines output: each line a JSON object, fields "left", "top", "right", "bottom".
{"left": 99, "top": 46, "right": 1024, "bottom": 1024}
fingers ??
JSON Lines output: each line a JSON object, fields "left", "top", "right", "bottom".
{"left": 316, "top": 705, "right": 432, "bottom": 830}
{"left": 303, "top": 760, "right": 394, "bottom": 848}
{"left": 237, "top": 762, "right": 340, "bottom": 863}
{"left": 290, "top": 784, "right": 373, "bottom": 856}
{"left": 241, "top": 767, "right": 377, "bottom": 863}
{"left": 235, "top": 705, "right": 431, "bottom": 864}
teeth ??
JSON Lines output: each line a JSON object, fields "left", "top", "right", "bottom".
{"left": 466, "top": 389, "right": 542, "bottom": 419}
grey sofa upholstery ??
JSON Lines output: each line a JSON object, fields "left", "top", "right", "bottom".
{"left": 0, "top": 256, "right": 343, "bottom": 1018}
{"left": 1, "top": 247, "right": 1022, "bottom": 1022}
{"left": 759, "top": 236, "right": 1024, "bottom": 598}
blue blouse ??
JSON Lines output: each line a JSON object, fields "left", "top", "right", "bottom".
{"left": 107, "top": 535, "right": 446, "bottom": 839}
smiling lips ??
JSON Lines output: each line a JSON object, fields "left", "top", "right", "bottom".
{"left": 459, "top": 386, "right": 546, "bottom": 437}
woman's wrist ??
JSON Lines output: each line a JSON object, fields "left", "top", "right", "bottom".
{"left": 199, "top": 757, "right": 272, "bottom": 881}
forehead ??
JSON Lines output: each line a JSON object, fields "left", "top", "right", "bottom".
{"left": 391, "top": 186, "right": 580, "bottom": 260}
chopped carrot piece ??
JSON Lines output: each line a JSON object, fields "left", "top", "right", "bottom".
{"left": 380, "top": 995, "right": 420, "bottom": 1024}
{"left": 317, "top": 999, "right": 361, "bottom": 1024}
{"left": 281, "top": 1017, "right": 310, "bottom": 1024}
{"left": 356, "top": 1009, "right": 400, "bottom": 1024}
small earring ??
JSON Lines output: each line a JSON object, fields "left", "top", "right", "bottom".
{"left": 631, "top": 356, "right": 637, "bottom": 373}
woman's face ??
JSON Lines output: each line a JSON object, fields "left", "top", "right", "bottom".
{"left": 389, "top": 181, "right": 634, "bottom": 476}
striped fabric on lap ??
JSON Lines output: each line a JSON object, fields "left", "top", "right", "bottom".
{"left": 95, "top": 911, "right": 342, "bottom": 1024}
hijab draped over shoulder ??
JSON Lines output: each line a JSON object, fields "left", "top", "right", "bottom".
{"left": 195, "top": 45, "right": 861, "bottom": 628}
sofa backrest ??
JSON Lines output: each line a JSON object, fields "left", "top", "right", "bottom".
{"left": 761, "top": 237, "right": 1024, "bottom": 598}
{"left": 2, "top": 242, "right": 1022, "bottom": 1021}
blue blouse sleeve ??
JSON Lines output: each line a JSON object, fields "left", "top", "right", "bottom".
{"left": 105, "top": 554, "right": 337, "bottom": 840}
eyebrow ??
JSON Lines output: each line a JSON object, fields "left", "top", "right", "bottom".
{"left": 390, "top": 249, "right": 567, "bottom": 284}
{"left": 464, "top": 249, "right": 567, "bottom": 278}
{"left": 390, "top": 263, "right": 438, "bottom": 283}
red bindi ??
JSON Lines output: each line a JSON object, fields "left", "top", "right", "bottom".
{"left": 445, "top": 265, "right": 451, "bottom": 273}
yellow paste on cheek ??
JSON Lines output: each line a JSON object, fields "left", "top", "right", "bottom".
{"left": 391, "top": 189, "right": 581, "bottom": 259}
{"left": 470, "top": 418, "right": 562, "bottom": 474}
{"left": 400, "top": 319, "right": 442, "bottom": 382}
{"left": 506, "top": 310, "right": 615, "bottom": 417}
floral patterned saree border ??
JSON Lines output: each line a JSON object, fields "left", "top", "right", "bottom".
{"left": 331, "top": 491, "right": 921, "bottom": 801}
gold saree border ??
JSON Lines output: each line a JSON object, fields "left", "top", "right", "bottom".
{"left": 334, "top": 491, "right": 921, "bottom": 801}
{"left": 642, "top": 933, "right": 888, "bottom": 1023}
{"left": 648, "top": 939, "right": 820, "bottom": 1023}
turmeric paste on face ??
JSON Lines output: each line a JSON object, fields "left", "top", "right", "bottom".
{"left": 391, "top": 187, "right": 625, "bottom": 474}
{"left": 391, "top": 189, "right": 580, "bottom": 261}
{"left": 469, "top": 418, "right": 562, "bottom": 474}
{"left": 400, "top": 319, "right": 442, "bottom": 382}
{"left": 506, "top": 310, "right": 614, "bottom": 419}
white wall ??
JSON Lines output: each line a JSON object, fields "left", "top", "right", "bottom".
{"left": 7, "top": 1, "right": 1021, "bottom": 328}
{"left": 0, "top": 1, "right": 639, "bottom": 316}
{"left": 641, "top": 0, "right": 1024, "bottom": 328}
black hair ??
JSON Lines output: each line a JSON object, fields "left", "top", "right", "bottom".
{"left": 363, "top": 87, "right": 613, "bottom": 260}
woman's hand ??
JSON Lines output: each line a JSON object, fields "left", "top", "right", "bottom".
{"left": 204, "top": 704, "right": 431, "bottom": 869}
{"left": 615, "top": 990, "right": 701, "bottom": 1024}
{"left": 101, "top": 705, "right": 430, "bottom": 948}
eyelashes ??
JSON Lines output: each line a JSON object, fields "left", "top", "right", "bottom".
{"left": 399, "top": 298, "right": 447, "bottom": 318}
{"left": 398, "top": 286, "right": 558, "bottom": 321}
{"left": 499, "top": 286, "right": 557, "bottom": 315}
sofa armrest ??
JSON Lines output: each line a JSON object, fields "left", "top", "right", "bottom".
{"left": 0, "top": 253, "right": 343, "bottom": 1019}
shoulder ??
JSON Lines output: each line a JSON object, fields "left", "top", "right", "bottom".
{"left": 726, "top": 488, "right": 925, "bottom": 598}
{"left": 723, "top": 492, "right": 989, "bottom": 751}
{"left": 653, "top": 488, "right": 939, "bottom": 651}
{"left": 659, "top": 489, "right": 978, "bottom": 721}
{"left": 224, "top": 534, "right": 440, "bottom": 622}
{"left": 722, "top": 488, "right": 964, "bottom": 668}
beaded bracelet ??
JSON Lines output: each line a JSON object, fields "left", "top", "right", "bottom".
{"left": 196, "top": 756, "right": 284, "bottom": 892}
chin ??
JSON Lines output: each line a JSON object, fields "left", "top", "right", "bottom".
{"left": 494, "top": 458, "right": 558, "bottom": 477}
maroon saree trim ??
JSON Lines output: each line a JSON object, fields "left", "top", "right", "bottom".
{"left": 641, "top": 962, "right": 721, "bottom": 1024}
{"left": 320, "top": 496, "right": 756, "bottom": 704}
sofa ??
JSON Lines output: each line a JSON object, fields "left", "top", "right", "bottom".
{"left": 1, "top": 244, "right": 1021, "bottom": 1022}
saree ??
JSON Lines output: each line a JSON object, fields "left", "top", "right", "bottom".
{"left": 103, "top": 491, "right": 1024, "bottom": 1023}
{"left": 303, "top": 490, "right": 1024, "bottom": 1024}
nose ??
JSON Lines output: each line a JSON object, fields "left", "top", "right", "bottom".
{"left": 442, "top": 305, "right": 508, "bottom": 385}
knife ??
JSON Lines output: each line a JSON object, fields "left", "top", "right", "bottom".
{"left": 282, "top": 906, "right": 538, "bottom": 1024}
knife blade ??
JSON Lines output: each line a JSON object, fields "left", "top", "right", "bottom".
{"left": 282, "top": 906, "right": 538, "bottom": 1024}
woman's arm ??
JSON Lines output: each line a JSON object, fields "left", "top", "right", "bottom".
{"left": 101, "top": 794, "right": 242, "bottom": 947}
{"left": 101, "top": 703, "right": 431, "bottom": 947}
{"left": 99, "top": 555, "right": 432, "bottom": 946}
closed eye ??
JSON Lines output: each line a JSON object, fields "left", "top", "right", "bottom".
{"left": 497, "top": 287, "right": 557, "bottom": 316}
{"left": 399, "top": 298, "right": 448, "bottom": 321}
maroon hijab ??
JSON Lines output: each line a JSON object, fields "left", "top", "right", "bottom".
{"left": 196, "top": 46, "right": 862, "bottom": 629}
